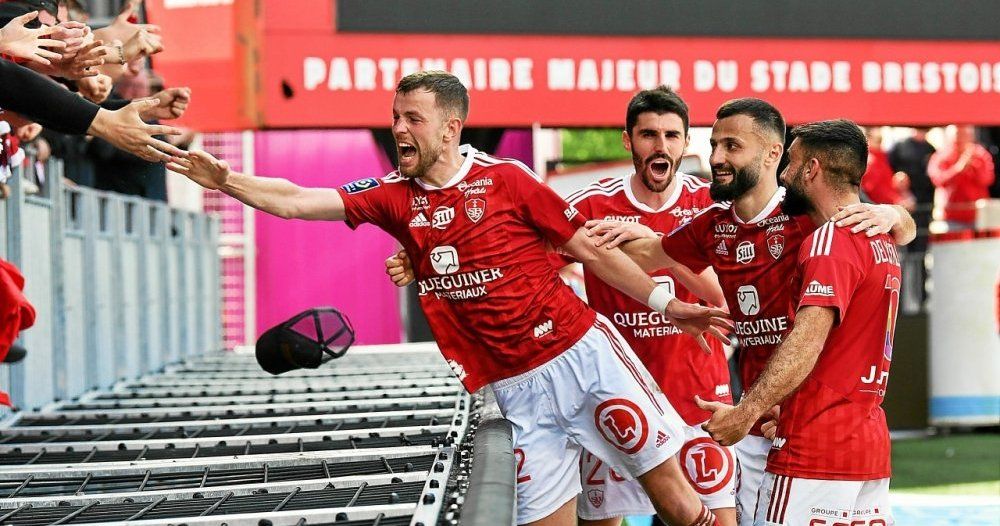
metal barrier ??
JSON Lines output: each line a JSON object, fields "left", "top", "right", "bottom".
{"left": 0, "top": 160, "right": 222, "bottom": 413}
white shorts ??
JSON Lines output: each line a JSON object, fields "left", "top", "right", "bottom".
{"left": 754, "top": 472, "right": 893, "bottom": 526}
{"left": 492, "top": 315, "right": 686, "bottom": 524}
{"left": 735, "top": 434, "right": 772, "bottom": 526}
{"left": 578, "top": 423, "right": 737, "bottom": 520}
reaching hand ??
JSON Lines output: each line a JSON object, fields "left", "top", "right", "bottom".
{"left": 122, "top": 26, "right": 163, "bottom": 61}
{"left": 49, "top": 21, "right": 88, "bottom": 55}
{"left": 77, "top": 73, "right": 113, "bottom": 103}
{"left": 662, "top": 299, "right": 731, "bottom": 354}
{"left": 16, "top": 122, "right": 42, "bottom": 142}
{"left": 166, "top": 150, "right": 231, "bottom": 191}
{"left": 93, "top": 0, "right": 160, "bottom": 49}
{"left": 695, "top": 396, "right": 755, "bottom": 446}
{"left": 385, "top": 250, "right": 415, "bottom": 287}
{"left": 88, "top": 99, "right": 187, "bottom": 163}
{"left": 0, "top": 11, "right": 67, "bottom": 66}
{"left": 52, "top": 39, "right": 107, "bottom": 79}
{"left": 584, "top": 219, "right": 659, "bottom": 249}
{"left": 142, "top": 87, "right": 192, "bottom": 121}
{"left": 831, "top": 203, "right": 900, "bottom": 237}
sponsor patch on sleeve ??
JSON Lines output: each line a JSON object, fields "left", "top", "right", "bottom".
{"left": 341, "top": 178, "right": 381, "bottom": 194}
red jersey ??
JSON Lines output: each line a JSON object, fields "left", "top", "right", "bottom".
{"left": 661, "top": 188, "right": 814, "bottom": 434}
{"left": 768, "top": 223, "right": 901, "bottom": 480}
{"left": 337, "top": 145, "right": 596, "bottom": 392}
{"left": 928, "top": 144, "right": 995, "bottom": 223}
{"left": 563, "top": 173, "right": 731, "bottom": 425}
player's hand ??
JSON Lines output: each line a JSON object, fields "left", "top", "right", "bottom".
{"left": 696, "top": 396, "right": 754, "bottom": 446}
{"left": 663, "top": 299, "right": 732, "bottom": 354}
{"left": 760, "top": 405, "right": 780, "bottom": 440}
{"left": 584, "top": 220, "right": 658, "bottom": 249}
{"left": 167, "top": 150, "right": 229, "bottom": 190}
{"left": 386, "top": 250, "right": 414, "bottom": 287}
{"left": 831, "top": 203, "right": 899, "bottom": 237}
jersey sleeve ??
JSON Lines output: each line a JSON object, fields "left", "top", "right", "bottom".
{"left": 796, "top": 225, "right": 865, "bottom": 325}
{"left": 660, "top": 211, "right": 711, "bottom": 274}
{"left": 335, "top": 176, "right": 398, "bottom": 232}
{"left": 507, "top": 168, "right": 587, "bottom": 247}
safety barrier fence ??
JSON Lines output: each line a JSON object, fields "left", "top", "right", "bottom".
{"left": 0, "top": 160, "right": 221, "bottom": 413}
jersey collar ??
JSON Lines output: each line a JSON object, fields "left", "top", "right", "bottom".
{"left": 623, "top": 172, "right": 686, "bottom": 213}
{"left": 734, "top": 186, "right": 785, "bottom": 224}
{"left": 413, "top": 144, "right": 478, "bottom": 191}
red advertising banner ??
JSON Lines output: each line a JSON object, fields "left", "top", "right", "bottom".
{"left": 261, "top": 34, "right": 1000, "bottom": 128}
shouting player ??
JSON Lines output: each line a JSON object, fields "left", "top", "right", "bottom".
{"left": 562, "top": 87, "right": 736, "bottom": 526}
{"left": 590, "top": 99, "right": 914, "bottom": 526}
{"left": 171, "top": 71, "right": 730, "bottom": 526}
{"left": 700, "top": 120, "right": 901, "bottom": 526}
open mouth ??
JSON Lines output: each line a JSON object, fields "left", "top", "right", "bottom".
{"left": 713, "top": 167, "right": 734, "bottom": 182}
{"left": 398, "top": 142, "right": 418, "bottom": 162}
{"left": 649, "top": 158, "right": 671, "bottom": 178}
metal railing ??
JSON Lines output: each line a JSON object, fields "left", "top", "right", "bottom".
{"left": 0, "top": 160, "right": 222, "bottom": 413}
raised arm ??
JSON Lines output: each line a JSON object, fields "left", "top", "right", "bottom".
{"left": 169, "top": 150, "right": 347, "bottom": 221}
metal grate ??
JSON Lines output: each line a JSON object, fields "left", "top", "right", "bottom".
{"left": 0, "top": 346, "right": 466, "bottom": 525}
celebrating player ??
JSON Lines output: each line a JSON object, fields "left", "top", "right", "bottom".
{"left": 562, "top": 87, "right": 737, "bottom": 526}
{"left": 593, "top": 98, "right": 915, "bottom": 525}
{"left": 699, "top": 120, "right": 901, "bottom": 526}
{"left": 171, "top": 71, "right": 730, "bottom": 526}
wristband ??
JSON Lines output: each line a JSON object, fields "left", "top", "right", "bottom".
{"left": 646, "top": 284, "right": 675, "bottom": 314}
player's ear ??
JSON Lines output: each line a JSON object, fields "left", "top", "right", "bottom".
{"left": 444, "top": 116, "right": 462, "bottom": 142}
{"left": 622, "top": 130, "right": 632, "bottom": 152}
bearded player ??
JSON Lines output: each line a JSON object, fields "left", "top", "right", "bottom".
{"left": 701, "top": 120, "right": 902, "bottom": 526}
{"left": 589, "top": 99, "right": 915, "bottom": 525}
{"left": 172, "top": 71, "right": 731, "bottom": 526}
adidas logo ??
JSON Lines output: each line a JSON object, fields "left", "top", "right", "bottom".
{"left": 655, "top": 430, "right": 669, "bottom": 448}
{"left": 409, "top": 212, "right": 430, "bottom": 228}
{"left": 715, "top": 240, "right": 729, "bottom": 255}
{"left": 533, "top": 319, "right": 553, "bottom": 338}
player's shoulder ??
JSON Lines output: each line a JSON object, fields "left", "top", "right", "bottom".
{"left": 471, "top": 150, "right": 542, "bottom": 182}
{"left": 667, "top": 200, "right": 730, "bottom": 236}
{"left": 564, "top": 176, "right": 627, "bottom": 205}
{"left": 801, "top": 221, "right": 867, "bottom": 260}
{"left": 676, "top": 172, "right": 711, "bottom": 194}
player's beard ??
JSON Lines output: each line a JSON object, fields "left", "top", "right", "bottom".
{"left": 710, "top": 155, "right": 762, "bottom": 202}
{"left": 782, "top": 165, "right": 814, "bottom": 216}
{"left": 633, "top": 151, "right": 678, "bottom": 193}
{"left": 397, "top": 138, "right": 443, "bottom": 179}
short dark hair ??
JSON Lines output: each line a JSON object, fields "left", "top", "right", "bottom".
{"left": 716, "top": 98, "right": 786, "bottom": 144}
{"left": 791, "top": 119, "right": 868, "bottom": 189}
{"left": 396, "top": 71, "right": 469, "bottom": 121}
{"left": 626, "top": 86, "right": 689, "bottom": 136}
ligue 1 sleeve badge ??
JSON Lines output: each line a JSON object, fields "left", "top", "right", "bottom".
{"left": 465, "top": 198, "right": 486, "bottom": 223}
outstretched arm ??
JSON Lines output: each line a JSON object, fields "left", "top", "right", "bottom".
{"left": 561, "top": 227, "right": 730, "bottom": 352}
{"left": 698, "top": 306, "right": 834, "bottom": 445}
{"left": 169, "top": 150, "right": 347, "bottom": 221}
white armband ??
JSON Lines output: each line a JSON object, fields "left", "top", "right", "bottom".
{"left": 646, "top": 284, "right": 675, "bottom": 314}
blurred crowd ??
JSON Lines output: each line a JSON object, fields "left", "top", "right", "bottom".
{"left": 0, "top": 0, "right": 190, "bottom": 202}
{"left": 861, "top": 125, "right": 996, "bottom": 235}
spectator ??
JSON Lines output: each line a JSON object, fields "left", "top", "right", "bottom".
{"left": 89, "top": 67, "right": 191, "bottom": 201}
{"left": 861, "top": 126, "right": 914, "bottom": 209}
{"left": 889, "top": 127, "right": 936, "bottom": 240}
{"left": 928, "top": 125, "right": 996, "bottom": 230}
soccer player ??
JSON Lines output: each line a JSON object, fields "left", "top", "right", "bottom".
{"left": 170, "top": 71, "right": 730, "bottom": 526}
{"left": 561, "top": 87, "right": 737, "bottom": 526}
{"left": 590, "top": 99, "right": 914, "bottom": 526}
{"left": 698, "top": 120, "right": 901, "bottom": 526}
